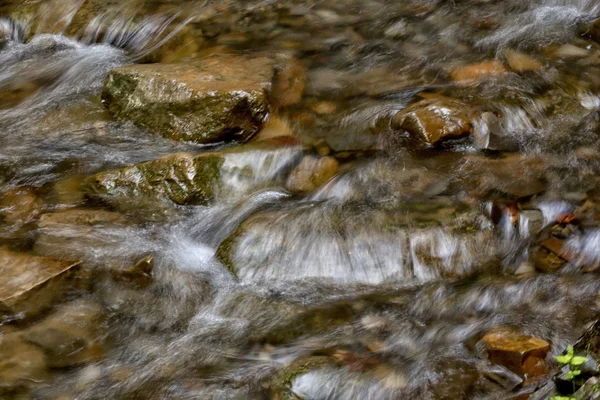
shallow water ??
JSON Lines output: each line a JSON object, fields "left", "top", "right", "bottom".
{"left": 1, "top": 0, "right": 600, "bottom": 399}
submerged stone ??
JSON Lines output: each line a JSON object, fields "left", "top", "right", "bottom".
{"left": 450, "top": 60, "right": 507, "bottom": 82}
{"left": 0, "top": 249, "right": 81, "bottom": 320}
{"left": 101, "top": 54, "right": 274, "bottom": 144}
{"left": 0, "top": 328, "right": 48, "bottom": 397}
{"left": 391, "top": 98, "right": 474, "bottom": 148}
{"left": 285, "top": 155, "right": 339, "bottom": 194}
{"left": 0, "top": 186, "right": 43, "bottom": 226}
{"left": 23, "top": 299, "right": 105, "bottom": 368}
{"left": 504, "top": 49, "right": 543, "bottom": 73}
{"left": 33, "top": 208, "right": 129, "bottom": 262}
{"left": 216, "top": 201, "right": 496, "bottom": 284}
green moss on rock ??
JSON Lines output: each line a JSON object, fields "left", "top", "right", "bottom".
{"left": 101, "top": 55, "right": 275, "bottom": 144}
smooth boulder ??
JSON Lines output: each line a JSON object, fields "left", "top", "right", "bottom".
{"left": 392, "top": 98, "right": 474, "bottom": 148}
{"left": 102, "top": 54, "right": 275, "bottom": 144}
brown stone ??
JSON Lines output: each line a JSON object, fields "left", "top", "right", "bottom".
{"left": 457, "top": 155, "right": 547, "bottom": 199}
{"left": 391, "top": 99, "right": 474, "bottom": 148}
{"left": 0, "top": 187, "right": 42, "bottom": 226}
{"left": 23, "top": 299, "right": 105, "bottom": 368}
{"left": 504, "top": 50, "right": 543, "bottom": 73}
{"left": 311, "top": 101, "right": 338, "bottom": 115}
{"left": 533, "top": 246, "right": 567, "bottom": 273}
{"left": 271, "top": 59, "right": 306, "bottom": 108}
{"left": 253, "top": 115, "right": 294, "bottom": 141}
{"left": 591, "top": 18, "right": 600, "bottom": 43}
{"left": 450, "top": 60, "right": 507, "bottom": 82}
{"left": 0, "top": 328, "right": 48, "bottom": 395}
{"left": 541, "top": 238, "right": 573, "bottom": 261}
{"left": 0, "top": 249, "right": 81, "bottom": 320}
{"left": 114, "top": 255, "right": 154, "bottom": 289}
{"left": 482, "top": 328, "right": 550, "bottom": 377}
{"left": 33, "top": 209, "right": 128, "bottom": 261}
{"left": 286, "top": 155, "right": 339, "bottom": 193}
{"left": 102, "top": 54, "right": 274, "bottom": 144}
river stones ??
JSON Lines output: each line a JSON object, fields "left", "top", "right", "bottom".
{"left": 481, "top": 327, "right": 550, "bottom": 378}
{"left": 33, "top": 208, "right": 129, "bottom": 260}
{"left": 101, "top": 54, "right": 275, "bottom": 144}
{"left": 82, "top": 141, "right": 303, "bottom": 207}
{"left": 285, "top": 155, "right": 338, "bottom": 194}
{"left": 23, "top": 299, "right": 105, "bottom": 368}
{"left": 450, "top": 60, "right": 507, "bottom": 82}
{"left": 216, "top": 201, "right": 496, "bottom": 284}
{"left": 391, "top": 98, "right": 474, "bottom": 148}
{"left": 0, "top": 327, "right": 48, "bottom": 397}
{"left": 83, "top": 152, "right": 224, "bottom": 206}
{"left": 503, "top": 49, "right": 543, "bottom": 73}
{"left": 0, "top": 186, "right": 43, "bottom": 226}
{"left": 0, "top": 249, "right": 81, "bottom": 320}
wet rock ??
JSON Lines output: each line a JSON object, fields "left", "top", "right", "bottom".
{"left": 113, "top": 255, "right": 154, "bottom": 289}
{"left": 102, "top": 54, "right": 274, "bottom": 144}
{"left": 50, "top": 176, "right": 86, "bottom": 206}
{"left": 481, "top": 327, "right": 550, "bottom": 378}
{"left": 0, "top": 186, "right": 43, "bottom": 226}
{"left": 82, "top": 152, "right": 224, "bottom": 206}
{"left": 457, "top": 155, "right": 547, "bottom": 199}
{"left": 450, "top": 60, "right": 507, "bottom": 82}
{"left": 285, "top": 155, "right": 339, "bottom": 194}
{"left": 33, "top": 208, "right": 129, "bottom": 262}
{"left": 473, "top": 111, "right": 520, "bottom": 152}
{"left": 271, "top": 59, "right": 306, "bottom": 108}
{"left": 23, "top": 299, "right": 105, "bottom": 368}
{"left": 532, "top": 237, "right": 576, "bottom": 273}
{"left": 0, "top": 249, "right": 81, "bottom": 320}
{"left": 533, "top": 245, "right": 567, "bottom": 273}
{"left": 0, "top": 328, "right": 48, "bottom": 397}
{"left": 216, "top": 200, "right": 496, "bottom": 283}
{"left": 253, "top": 114, "right": 294, "bottom": 141}
{"left": 83, "top": 141, "right": 302, "bottom": 208}
{"left": 391, "top": 99, "right": 474, "bottom": 148}
{"left": 591, "top": 19, "right": 600, "bottom": 43}
{"left": 519, "top": 209, "right": 544, "bottom": 237}
{"left": 272, "top": 356, "right": 343, "bottom": 400}
{"left": 504, "top": 49, "right": 543, "bottom": 73}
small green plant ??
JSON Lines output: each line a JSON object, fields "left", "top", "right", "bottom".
{"left": 556, "top": 345, "right": 589, "bottom": 378}
{"left": 555, "top": 345, "right": 589, "bottom": 394}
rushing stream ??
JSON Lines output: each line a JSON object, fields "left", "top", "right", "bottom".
{"left": 1, "top": 0, "right": 600, "bottom": 399}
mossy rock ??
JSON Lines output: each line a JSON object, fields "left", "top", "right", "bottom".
{"left": 101, "top": 55, "right": 274, "bottom": 144}
{"left": 82, "top": 152, "right": 225, "bottom": 206}
{"left": 271, "top": 356, "right": 343, "bottom": 400}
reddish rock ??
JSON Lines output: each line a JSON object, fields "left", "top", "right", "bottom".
{"left": 451, "top": 60, "right": 507, "bottom": 82}
{"left": 481, "top": 328, "right": 550, "bottom": 378}
{"left": 391, "top": 99, "right": 474, "bottom": 148}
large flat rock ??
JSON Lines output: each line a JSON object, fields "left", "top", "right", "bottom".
{"left": 0, "top": 249, "right": 81, "bottom": 319}
{"left": 101, "top": 54, "right": 275, "bottom": 144}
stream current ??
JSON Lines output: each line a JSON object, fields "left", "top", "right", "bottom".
{"left": 1, "top": 0, "right": 600, "bottom": 399}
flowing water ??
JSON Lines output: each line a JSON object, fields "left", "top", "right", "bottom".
{"left": 1, "top": 0, "right": 600, "bottom": 399}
